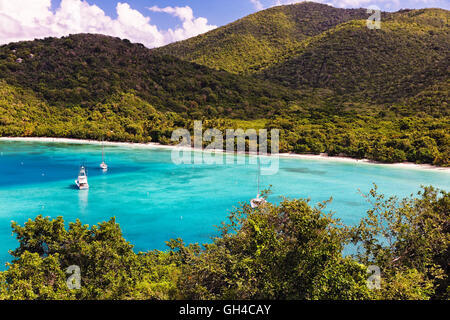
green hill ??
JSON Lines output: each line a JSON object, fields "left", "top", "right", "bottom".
{"left": 0, "top": 34, "right": 301, "bottom": 119}
{"left": 258, "top": 9, "right": 449, "bottom": 110}
{"left": 155, "top": 2, "right": 371, "bottom": 74}
{"left": 0, "top": 4, "right": 448, "bottom": 166}
{"left": 156, "top": 4, "right": 448, "bottom": 113}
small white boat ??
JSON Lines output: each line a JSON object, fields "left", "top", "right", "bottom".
{"left": 75, "top": 166, "right": 89, "bottom": 190}
{"left": 100, "top": 162, "right": 108, "bottom": 170}
{"left": 250, "top": 157, "right": 266, "bottom": 209}
{"left": 100, "top": 142, "right": 108, "bottom": 170}
{"left": 251, "top": 194, "right": 266, "bottom": 209}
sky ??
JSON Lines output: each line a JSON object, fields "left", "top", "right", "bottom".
{"left": 0, "top": 0, "right": 448, "bottom": 48}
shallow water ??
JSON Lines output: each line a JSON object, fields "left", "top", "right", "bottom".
{"left": 0, "top": 141, "right": 448, "bottom": 268}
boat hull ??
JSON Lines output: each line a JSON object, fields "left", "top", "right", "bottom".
{"left": 251, "top": 198, "right": 266, "bottom": 209}
{"left": 75, "top": 180, "right": 89, "bottom": 190}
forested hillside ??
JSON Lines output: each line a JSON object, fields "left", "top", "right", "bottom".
{"left": 155, "top": 2, "right": 372, "bottom": 74}
{"left": 258, "top": 9, "right": 449, "bottom": 109}
{"left": 157, "top": 4, "right": 448, "bottom": 113}
{"left": 0, "top": 34, "right": 301, "bottom": 119}
{"left": 0, "top": 3, "right": 448, "bottom": 165}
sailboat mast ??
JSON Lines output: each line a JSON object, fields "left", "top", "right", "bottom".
{"left": 257, "top": 156, "right": 260, "bottom": 195}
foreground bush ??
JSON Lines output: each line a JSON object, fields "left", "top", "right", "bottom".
{"left": 0, "top": 187, "right": 448, "bottom": 300}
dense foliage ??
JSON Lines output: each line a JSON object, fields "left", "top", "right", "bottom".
{"left": 259, "top": 11, "right": 449, "bottom": 107}
{"left": 0, "top": 187, "right": 447, "bottom": 300}
{"left": 155, "top": 2, "right": 371, "bottom": 74}
{"left": 159, "top": 4, "right": 448, "bottom": 113}
{"left": 0, "top": 4, "right": 448, "bottom": 166}
{"left": 1, "top": 83, "right": 448, "bottom": 165}
{"left": 267, "top": 106, "right": 450, "bottom": 165}
{"left": 353, "top": 186, "right": 449, "bottom": 299}
{"left": 0, "top": 34, "right": 299, "bottom": 119}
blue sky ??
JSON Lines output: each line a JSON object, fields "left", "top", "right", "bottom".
{"left": 0, "top": 0, "right": 448, "bottom": 47}
{"left": 49, "top": 0, "right": 259, "bottom": 29}
{"left": 49, "top": 0, "right": 449, "bottom": 28}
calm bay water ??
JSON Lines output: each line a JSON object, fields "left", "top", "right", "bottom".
{"left": 0, "top": 140, "right": 448, "bottom": 268}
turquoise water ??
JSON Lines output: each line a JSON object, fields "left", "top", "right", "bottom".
{"left": 0, "top": 141, "right": 449, "bottom": 269}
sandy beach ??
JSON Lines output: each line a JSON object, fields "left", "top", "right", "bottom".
{"left": 1, "top": 136, "right": 449, "bottom": 173}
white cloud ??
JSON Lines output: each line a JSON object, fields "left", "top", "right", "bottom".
{"left": 0, "top": 0, "right": 216, "bottom": 47}
{"left": 250, "top": 0, "right": 264, "bottom": 10}
{"left": 148, "top": 6, "right": 217, "bottom": 42}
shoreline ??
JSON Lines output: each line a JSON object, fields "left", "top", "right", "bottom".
{"left": 1, "top": 136, "right": 449, "bottom": 173}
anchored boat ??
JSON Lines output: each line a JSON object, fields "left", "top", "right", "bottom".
{"left": 251, "top": 194, "right": 266, "bottom": 209}
{"left": 100, "top": 142, "right": 108, "bottom": 170}
{"left": 250, "top": 157, "right": 267, "bottom": 209}
{"left": 75, "top": 166, "right": 89, "bottom": 190}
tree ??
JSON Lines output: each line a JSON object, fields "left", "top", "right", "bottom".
{"left": 2, "top": 216, "right": 179, "bottom": 300}
{"left": 0, "top": 187, "right": 448, "bottom": 300}
{"left": 176, "top": 198, "right": 372, "bottom": 300}
{"left": 352, "top": 185, "right": 449, "bottom": 299}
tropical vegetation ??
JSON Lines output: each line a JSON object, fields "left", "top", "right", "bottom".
{"left": 0, "top": 186, "right": 448, "bottom": 300}
{"left": 0, "top": 3, "right": 448, "bottom": 166}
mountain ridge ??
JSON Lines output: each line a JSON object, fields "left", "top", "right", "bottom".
{"left": 154, "top": 4, "right": 449, "bottom": 111}
{"left": 0, "top": 3, "right": 448, "bottom": 165}
{"left": 257, "top": 15, "right": 449, "bottom": 107}
{"left": 154, "top": 2, "right": 374, "bottom": 74}
{"left": 0, "top": 33, "right": 303, "bottom": 119}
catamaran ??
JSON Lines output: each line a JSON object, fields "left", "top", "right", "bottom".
{"left": 250, "top": 157, "right": 267, "bottom": 209}
{"left": 100, "top": 142, "right": 108, "bottom": 170}
{"left": 75, "top": 166, "right": 89, "bottom": 190}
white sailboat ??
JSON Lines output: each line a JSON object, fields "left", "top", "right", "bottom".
{"left": 100, "top": 142, "right": 108, "bottom": 170}
{"left": 75, "top": 166, "right": 89, "bottom": 190}
{"left": 251, "top": 194, "right": 266, "bottom": 209}
{"left": 250, "top": 157, "right": 267, "bottom": 209}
